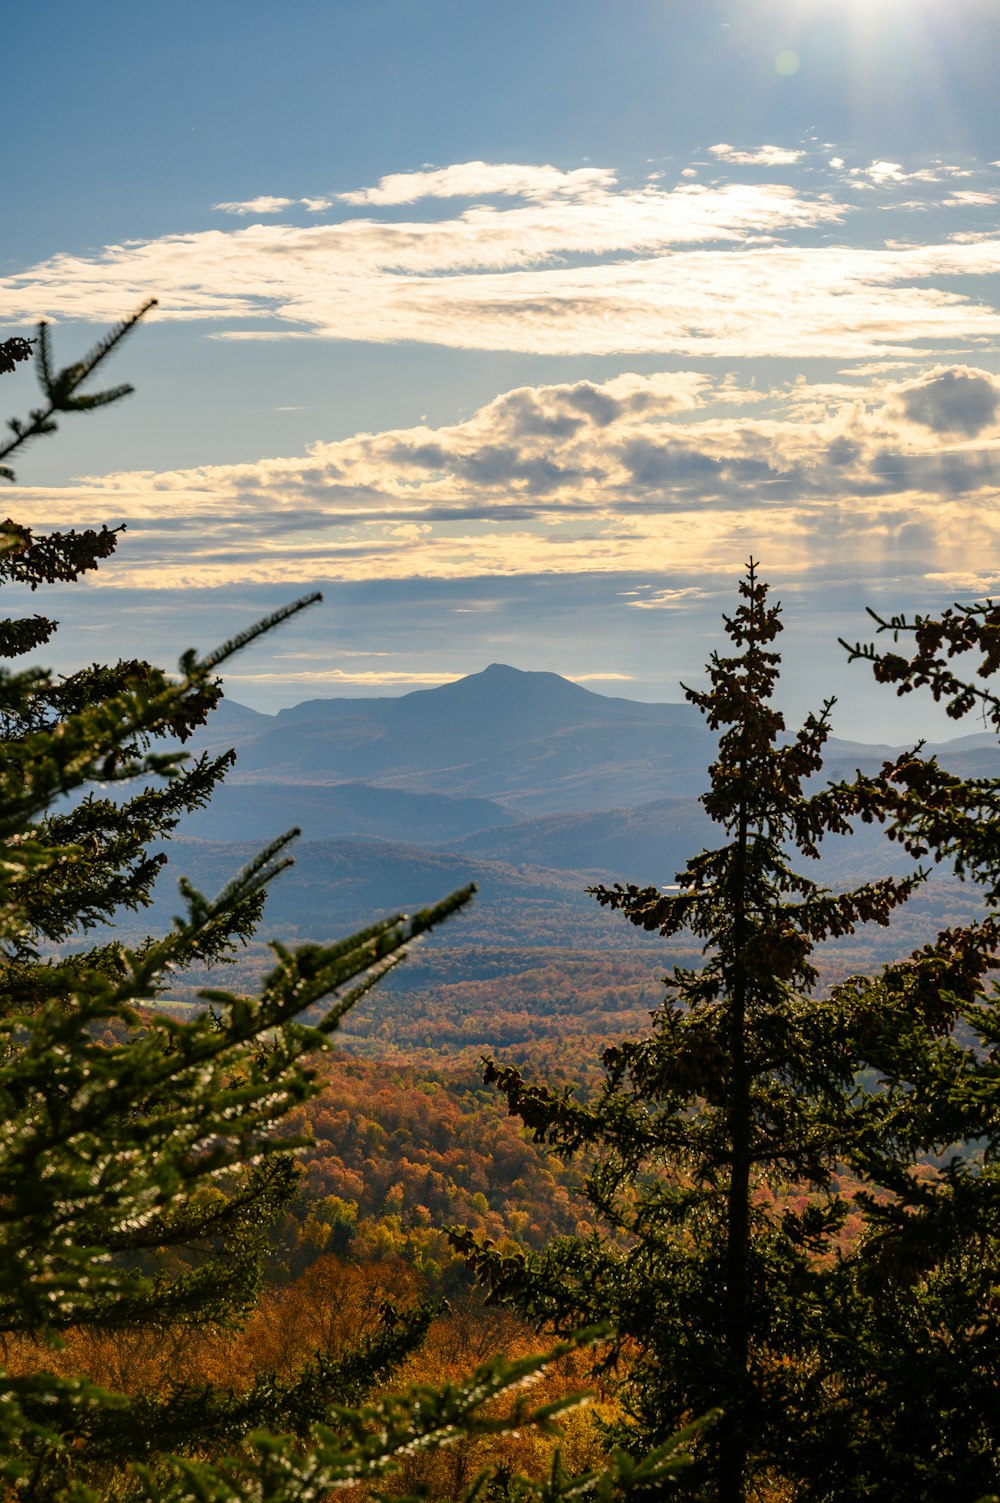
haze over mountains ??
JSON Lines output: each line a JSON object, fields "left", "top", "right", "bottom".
{"left": 186, "top": 664, "right": 1000, "bottom": 838}
{"left": 191, "top": 664, "right": 718, "bottom": 813}
{"left": 148, "top": 664, "right": 1000, "bottom": 951}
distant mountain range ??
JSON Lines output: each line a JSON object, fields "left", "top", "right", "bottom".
{"left": 91, "top": 661, "right": 986, "bottom": 1006}
{"left": 123, "top": 663, "right": 998, "bottom": 956}
{"left": 180, "top": 662, "right": 998, "bottom": 853}
{"left": 191, "top": 664, "right": 717, "bottom": 813}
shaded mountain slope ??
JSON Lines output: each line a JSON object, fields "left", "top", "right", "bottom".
{"left": 196, "top": 668, "right": 1000, "bottom": 824}
{"left": 146, "top": 836, "right": 645, "bottom": 950}
{"left": 173, "top": 781, "right": 513, "bottom": 846}
{"left": 196, "top": 665, "right": 715, "bottom": 814}
{"left": 451, "top": 797, "right": 713, "bottom": 884}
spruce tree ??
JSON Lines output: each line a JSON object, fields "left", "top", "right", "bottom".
{"left": 0, "top": 304, "right": 265, "bottom": 997}
{"left": 0, "top": 311, "right": 706, "bottom": 1496}
{"left": 790, "top": 601, "right": 1000, "bottom": 1501}
{"left": 455, "top": 563, "right": 934, "bottom": 1501}
{"left": 0, "top": 319, "right": 697, "bottom": 1501}
{"left": 0, "top": 310, "right": 459, "bottom": 1495}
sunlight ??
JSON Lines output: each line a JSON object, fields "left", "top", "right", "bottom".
{"left": 755, "top": 0, "right": 973, "bottom": 150}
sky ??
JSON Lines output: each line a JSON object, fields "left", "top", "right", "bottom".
{"left": 5, "top": 0, "right": 1000, "bottom": 740}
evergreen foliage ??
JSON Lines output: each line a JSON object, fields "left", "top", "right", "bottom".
{"left": 456, "top": 564, "right": 1000, "bottom": 1501}
{"left": 808, "top": 604, "right": 1000, "bottom": 1502}
{"left": 0, "top": 304, "right": 256, "bottom": 991}
{"left": 0, "top": 313, "right": 451, "bottom": 1495}
{"left": 0, "top": 319, "right": 704, "bottom": 1500}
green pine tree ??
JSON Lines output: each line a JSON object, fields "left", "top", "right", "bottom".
{"left": 0, "top": 316, "right": 701, "bottom": 1501}
{"left": 0, "top": 303, "right": 264, "bottom": 1000}
{"left": 0, "top": 309, "right": 464, "bottom": 1496}
{"left": 454, "top": 563, "right": 940, "bottom": 1502}
{"left": 785, "top": 600, "right": 1000, "bottom": 1501}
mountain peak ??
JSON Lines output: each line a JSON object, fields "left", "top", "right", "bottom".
{"left": 404, "top": 662, "right": 596, "bottom": 713}
{"left": 474, "top": 662, "right": 580, "bottom": 686}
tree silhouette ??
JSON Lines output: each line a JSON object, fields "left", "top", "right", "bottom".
{"left": 456, "top": 562, "right": 951, "bottom": 1501}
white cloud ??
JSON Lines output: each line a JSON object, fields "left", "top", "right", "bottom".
{"left": 221, "top": 669, "right": 463, "bottom": 686}
{"left": 0, "top": 176, "right": 869, "bottom": 357}
{"left": 568, "top": 673, "right": 635, "bottom": 682}
{"left": 338, "top": 161, "right": 618, "bottom": 205}
{"left": 7, "top": 157, "right": 1000, "bottom": 361}
{"left": 708, "top": 144, "right": 805, "bottom": 166}
{"left": 627, "top": 586, "right": 714, "bottom": 609}
{"left": 849, "top": 161, "right": 944, "bottom": 186}
{"left": 15, "top": 365, "right": 1000, "bottom": 599}
{"left": 213, "top": 196, "right": 296, "bottom": 215}
{"left": 944, "top": 191, "right": 999, "bottom": 206}
{"left": 923, "top": 571, "right": 1000, "bottom": 590}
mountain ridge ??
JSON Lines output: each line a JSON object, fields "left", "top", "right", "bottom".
{"left": 197, "top": 663, "right": 998, "bottom": 818}
{"left": 165, "top": 664, "right": 1000, "bottom": 901}
{"left": 201, "top": 663, "right": 714, "bottom": 813}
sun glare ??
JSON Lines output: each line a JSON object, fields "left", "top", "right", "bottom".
{"left": 759, "top": 0, "right": 970, "bottom": 141}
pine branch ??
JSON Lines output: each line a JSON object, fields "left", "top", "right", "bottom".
{"left": 0, "top": 300, "right": 156, "bottom": 480}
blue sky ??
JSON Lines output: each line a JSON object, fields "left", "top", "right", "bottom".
{"left": 5, "top": 0, "right": 1000, "bottom": 738}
